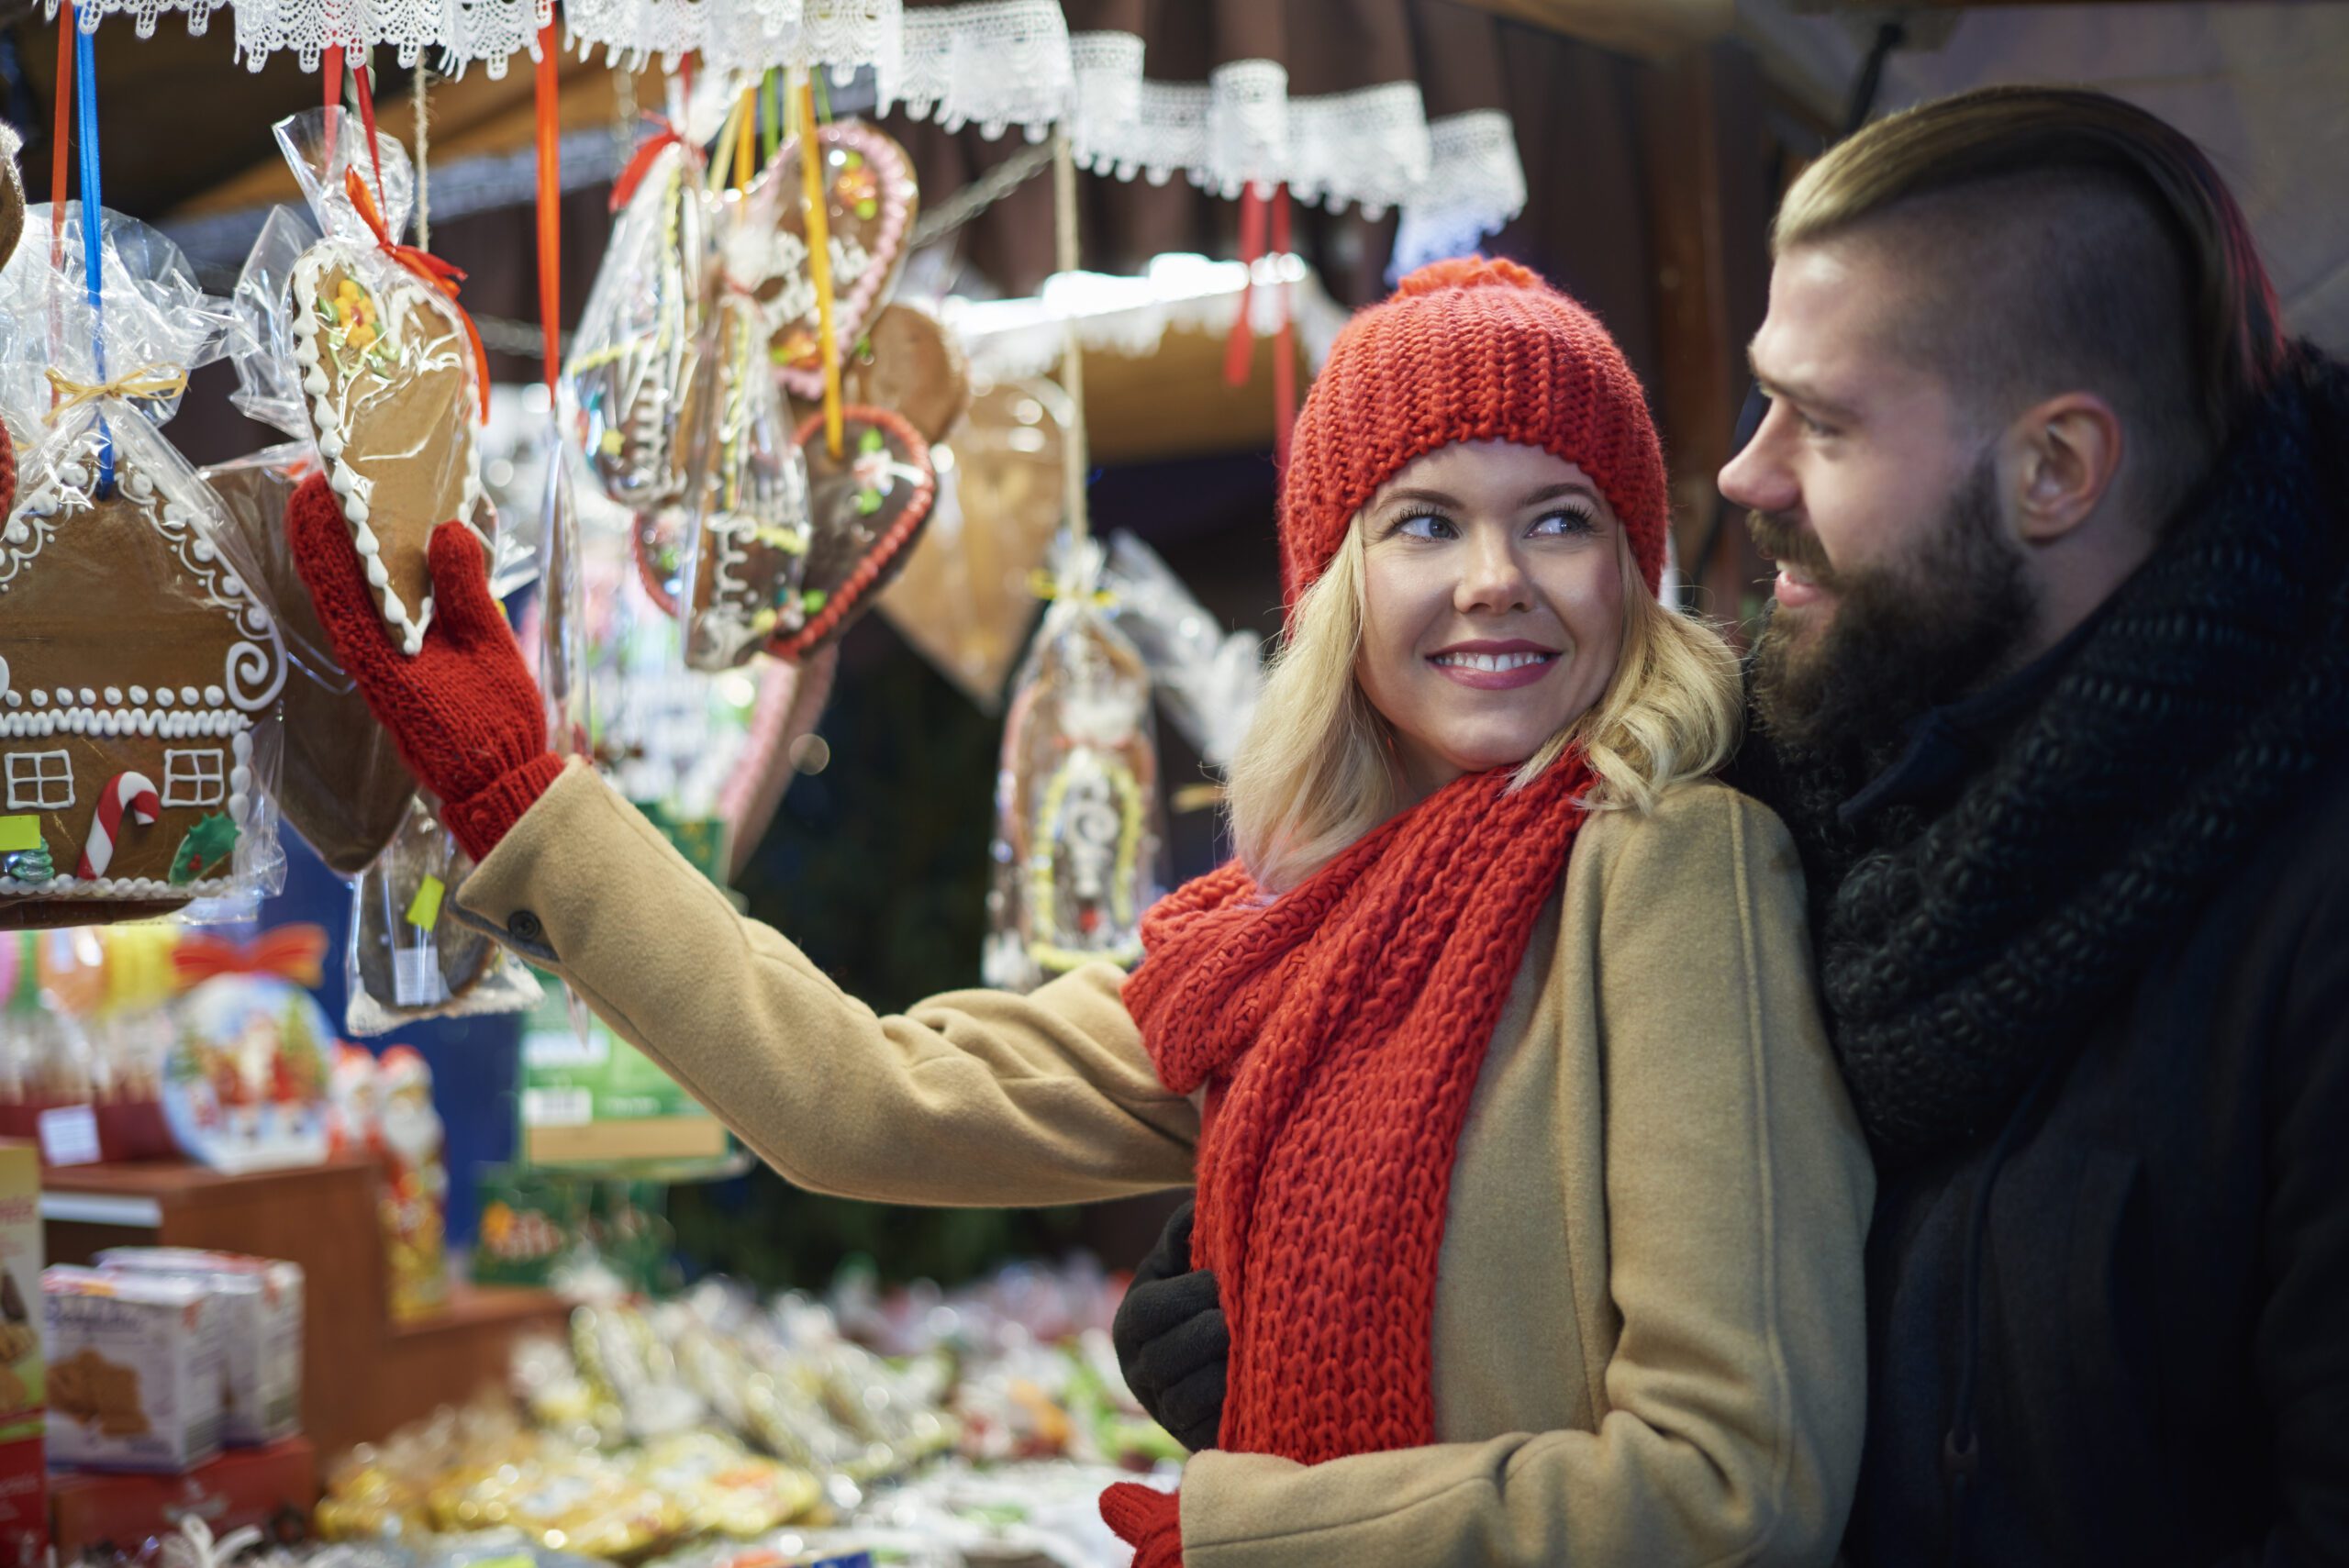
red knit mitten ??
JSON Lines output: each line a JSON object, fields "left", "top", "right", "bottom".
{"left": 0, "top": 429, "right": 15, "bottom": 522}
{"left": 286, "top": 472, "right": 562, "bottom": 860}
{"left": 1100, "top": 1482, "right": 1183, "bottom": 1568}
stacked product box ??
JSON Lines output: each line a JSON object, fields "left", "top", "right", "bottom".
{"left": 41, "top": 1267, "right": 225, "bottom": 1473}
{"left": 94, "top": 1250, "right": 303, "bottom": 1447}
{"left": 0, "top": 1144, "right": 42, "bottom": 1568}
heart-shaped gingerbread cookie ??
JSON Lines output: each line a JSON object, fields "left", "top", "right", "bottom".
{"left": 773, "top": 409, "right": 938, "bottom": 662}
{"left": 633, "top": 409, "right": 937, "bottom": 664}
{"left": 786, "top": 302, "right": 971, "bottom": 447}
{"left": 751, "top": 121, "right": 918, "bottom": 402}
{"left": 879, "top": 379, "right": 1070, "bottom": 707}
{"left": 293, "top": 253, "right": 490, "bottom": 655}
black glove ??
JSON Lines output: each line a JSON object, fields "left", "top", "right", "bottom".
{"left": 1112, "top": 1196, "right": 1229, "bottom": 1451}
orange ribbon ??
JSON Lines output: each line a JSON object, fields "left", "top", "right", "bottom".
{"left": 172, "top": 926, "right": 329, "bottom": 990}
{"left": 533, "top": 20, "right": 562, "bottom": 398}
{"left": 345, "top": 166, "right": 492, "bottom": 421}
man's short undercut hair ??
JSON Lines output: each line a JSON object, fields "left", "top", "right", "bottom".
{"left": 1775, "top": 85, "right": 2287, "bottom": 527}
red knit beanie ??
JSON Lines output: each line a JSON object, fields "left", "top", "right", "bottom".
{"left": 1280, "top": 256, "right": 1669, "bottom": 608}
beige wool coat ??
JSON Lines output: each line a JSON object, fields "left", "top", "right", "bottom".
{"left": 454, "top": 762, "right": 1875, "bottom": 1567}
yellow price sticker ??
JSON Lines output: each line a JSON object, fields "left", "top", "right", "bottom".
{"left": 405, "top": 874, "right": 446, "bottom": 932}
{"left": 0, "top": 817, "right": 39, "bottom": 854}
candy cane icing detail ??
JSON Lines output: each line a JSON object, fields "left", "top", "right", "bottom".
{"left": 76, "top": 771, "right": 161, "bottom": 881}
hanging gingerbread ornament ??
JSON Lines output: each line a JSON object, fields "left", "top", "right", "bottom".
{"left": 749, "top": 119, "right": 918, "bottom": 402}
{"left": 567, "top": 120, "right": 712, "bottom": 513}
{"left": 983, "top": 536, "right": 1165, "bottom": 992}
{"left": 0, "top": 207, "right": 289, "bottom": 929}
{"left": 279, "top": 107, "right": 493, "bottom": 657}
{"left": 0, "top": 124, "right": 21, "bottom": 279}
{"left": 786, "top": 301, "right": 972, "bottom": 447}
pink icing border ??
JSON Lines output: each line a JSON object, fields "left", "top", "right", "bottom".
{"left": 779, "top": 121, "right": 918, "bottom": 402}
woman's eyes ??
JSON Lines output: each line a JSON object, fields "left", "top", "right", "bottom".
{"left": 1394, "top": 508, "right": 1596, "bottom": 540}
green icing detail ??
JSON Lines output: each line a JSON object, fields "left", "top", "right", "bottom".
{"left": 168, "top": 813, "right": 241, "bottom": 886}
{"left": 4, "top": 842, "right": 52, "bottom": 884}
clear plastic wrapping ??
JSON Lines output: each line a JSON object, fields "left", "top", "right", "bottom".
{"left": 0, "top": 205, "right": 290, "bottom": 928}
{"left": 1105, "top": 529, "right": 1265, "bottom": 769}
{"left": 203, "top": 442, "right": 419, "bottom": 875}
{"left": 567, "top": 137, "right": 712, "bottom": 513}
{"left": 275, "top": 107, "right": 495, "bottom": 657}
{"left": 983, "top": 536, "right": 1165, "bottom": 992}
{"left": 674, "top": 201, "right": 814, "bottom": 673}
{"left": 344, "top": 796, "right": 541, "bottom": 1036}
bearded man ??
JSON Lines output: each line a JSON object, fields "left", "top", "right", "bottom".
{"left": 1114, "top": 85, "right": 2349, "bottom": 1566}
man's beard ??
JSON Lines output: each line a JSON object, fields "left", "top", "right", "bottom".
{"left": 1749, "top": 454, "right": 2034, "bottom": 763}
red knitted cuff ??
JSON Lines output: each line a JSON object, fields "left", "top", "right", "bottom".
{"left": 445, "top": 752, "right": 566, "bottom": 862}
{"left": 0, "top": 435, "right": 15, "bottom": 521}
{"left": 1100, "top": 1482, "right": 1182, "bottom": 1568}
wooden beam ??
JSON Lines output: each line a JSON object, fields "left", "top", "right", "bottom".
{"left": 1448, "top": 0, "right": 1734, "bottom": 61}
{"left": 1636, "top": 39, "right": 1776, "bottom": 635}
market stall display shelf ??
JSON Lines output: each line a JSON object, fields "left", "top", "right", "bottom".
{"left": 39, "top": 1155, "right": 566, "bottom": 1472}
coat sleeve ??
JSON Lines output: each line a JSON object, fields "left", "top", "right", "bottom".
{"left": 2216, "top": 855, "right": 2349, "bottom": 1565}
{"left": 1179, "top": 786, "right": 1874, "bottom": 1568}
{"left": 451, "top": 761, "right": 1198, "bottom": 1206}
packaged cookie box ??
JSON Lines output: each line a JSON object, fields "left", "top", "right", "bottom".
{"left": 42, "top": 1265, "right": 224, "bottom": 1473}
{"left": 95, "top": 1249, "right": 303, "bottom": 1446}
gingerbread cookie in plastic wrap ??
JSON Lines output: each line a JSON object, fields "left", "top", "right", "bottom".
{"left": 278, "top": 109, "right": 494, "bottom": 656}
{"left": 983, "top": 537, "right": 1165, "bottom": 992}
{"left": 0, "top": 126, "right": 21, "bottom": 286}
{"left": 345, "top": 795, "right": 540, "bottom": 1036}
{"left": 567, "top": 95, "right": 713, "bottom": 513}
{"left": 0, "top": 206, "right": 288, "bottom": 929}
{"left": 749, "top": 119, "right": 918, "bottom": 402}
{"left": 671, "top": 195, "right": 814, "bottom": 673}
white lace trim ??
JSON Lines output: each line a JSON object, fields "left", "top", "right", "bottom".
{"left": 117, "top": 0, "right": 1521, "bottom": 261}
{"left": 216, "top": 0, "right": 550, "bottom": 76}
{"left": 1392, "top": 110, "right": 1530, "bottom": 275}
{"left": 47, "top": 0, "right": 223, "bottom": 45}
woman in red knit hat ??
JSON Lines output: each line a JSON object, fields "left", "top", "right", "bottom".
{"left": 292, "top": 257, "right": 1871, "bottom": 1566}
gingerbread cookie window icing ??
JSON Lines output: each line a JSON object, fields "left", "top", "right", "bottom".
{"left": 278, "top": 109, "right": 493, "bottom": 658}
{"left": 0, "top": 205, "right": 289, "bottom": 925}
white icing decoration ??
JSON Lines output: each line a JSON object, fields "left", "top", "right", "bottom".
{"left": 77, "top": 688, "right": 95, "bottom": 706}
{"left": 104, "top": 688, "right": 121, "bottom": 705}
{"left": 203, "top": 685, "right": 224, "bottom": 706}
{"left": 156, "top": 689, "right": 174, "bottom": 706}
{"left": 27, "top": 691, "right": 43, "bottom": 706}
{"left": 180, "top": 687, "right": 198, "bottom": 705}
{"left": 292, "top": 249, "right": 488, "bottom": 659}
{"left": 129, "top": 686, "right": 148, "bottom": 704}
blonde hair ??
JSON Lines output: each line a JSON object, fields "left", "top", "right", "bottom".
{"left": 1226, "top": 523, "right": 1742, "bottom": 893}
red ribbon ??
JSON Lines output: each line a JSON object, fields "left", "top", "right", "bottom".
{"left": 1223, "top": 182, "right": 1298, "bottom": 474}
{"left": 608, "top": 123, "right": 689, "bottom": 213}
{"left": 345, "top": 167, "right": 492, "bottom": 421}
{"left": 172, "top": 926, "right": 329, "bottom": 990}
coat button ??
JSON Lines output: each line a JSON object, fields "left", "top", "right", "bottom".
{"left": 507, "top": 910, "right": 544, "bottom": 944}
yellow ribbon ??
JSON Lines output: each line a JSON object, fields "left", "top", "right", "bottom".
{"left": 42, "top": 362, "right": 188, "bottom": 422}
{"left": 1028, "top": 568, "right": 1117, "bottom": 607}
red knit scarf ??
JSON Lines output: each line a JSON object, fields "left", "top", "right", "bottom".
{"left": 1125, "top": 753, "right": 1596, "bottom": 1462}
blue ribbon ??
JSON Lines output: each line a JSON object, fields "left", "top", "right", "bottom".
{"left": 73, "top": 25, "right": 109, "bottom": 497}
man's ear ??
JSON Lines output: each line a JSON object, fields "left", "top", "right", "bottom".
{"left": 2004, "top": 393, "right": 2125, "bottom": 545}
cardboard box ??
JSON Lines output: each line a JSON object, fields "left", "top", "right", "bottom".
{"left": 94, "top": 1250, "right": 303, "bottom": 1447}
{"left": 50, "top": 1435, "right": 315, "bottom": 1554}
{"left": 42, "top": 1267, "right": 224, "bottom": 1473}
{"left": 0, "top": 1144, "right": 43, "bottom": 1568}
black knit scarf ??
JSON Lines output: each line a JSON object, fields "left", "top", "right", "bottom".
{"left": 1755, "top": 347, "right": 2349, "bottom": 1168}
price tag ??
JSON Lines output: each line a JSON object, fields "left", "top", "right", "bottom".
{"left": 393, "top": 944, "right": 446, "bottom": 1007}
{"left": 0, "top": 817, "right": 39, "bottom": 854}
{"left": 37, "top": 1104, "right": 101, "bottom": 1167}
{"left": 405, "top": 873, "right": 446, "bottom": 932}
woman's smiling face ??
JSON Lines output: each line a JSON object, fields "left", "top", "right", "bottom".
{"left": 1353, "top": 440, "right": 1630, "bottom": 801}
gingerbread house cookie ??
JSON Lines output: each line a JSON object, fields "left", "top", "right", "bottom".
{"left": 0, "top": 441, "right": 287, "bottom": 916}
